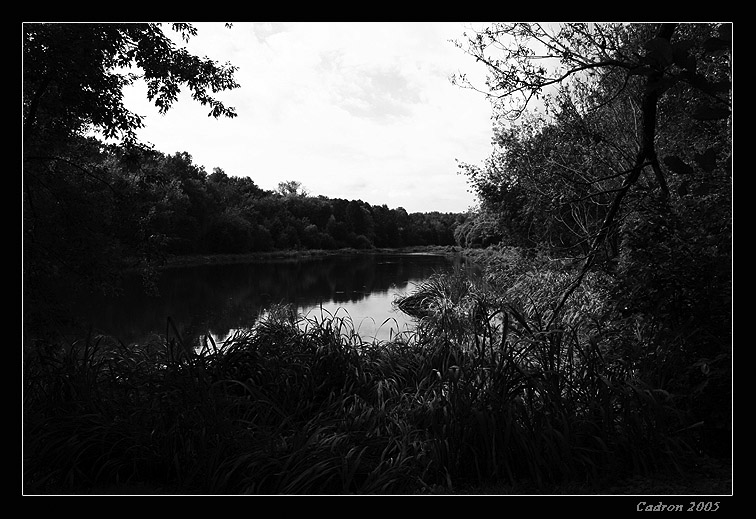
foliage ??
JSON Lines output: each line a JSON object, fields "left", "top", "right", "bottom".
{"left": 453, "top": 209, "right": 504, "bottom": 248}
{"left": 453, "top": 22, "right": 731, "bottom": 458}
{"left": 276, "top": 180, "right": 309, "bottom": 198}
{"left": 456, "top": 22, "right": 731, "bottom": 257}
{"left": 23, "top": 23, "right": 238, "bottom": 144}
{"left": 29, "top": 139, "right": 465, "bottom": 260}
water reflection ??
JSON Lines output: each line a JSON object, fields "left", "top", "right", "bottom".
{"left": 70, "top": 252, "right": 476, "bottom": 345}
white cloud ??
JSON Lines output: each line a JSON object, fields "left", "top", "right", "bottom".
{"left": 123, "top": 22, "right": 493, "bottom": 213}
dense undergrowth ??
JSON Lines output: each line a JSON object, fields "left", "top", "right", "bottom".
{"left": 23, "top": 247, "right": 731, "bottom": 494}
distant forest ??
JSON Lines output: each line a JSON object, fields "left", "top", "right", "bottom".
{"left": 34, "top": 139, "right": 467, "bottom": 258}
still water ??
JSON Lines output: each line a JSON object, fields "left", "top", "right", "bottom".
{"left": 71, "top": 252, "right": 477, "bottom": 346}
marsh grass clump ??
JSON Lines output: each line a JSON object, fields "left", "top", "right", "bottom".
{"left": 394, "top": 266, "right": 698, "bottom": 488}
{"left": 24, "top": 262, "right": 711, "bottom": 494}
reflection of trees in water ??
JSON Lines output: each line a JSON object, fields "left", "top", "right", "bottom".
{"left": 71, "top": 253, "right": 476, "bottom": 345}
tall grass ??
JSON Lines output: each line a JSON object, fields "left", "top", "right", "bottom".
{"left": 393, "top": 266, "right": 695, "bottom": 487}
{"left": 24, "top": 262, "right": 703, "bottom": 494}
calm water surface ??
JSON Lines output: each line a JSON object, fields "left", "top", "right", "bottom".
{"left": 71, "top": 252, "right": 478, "bottom": 345}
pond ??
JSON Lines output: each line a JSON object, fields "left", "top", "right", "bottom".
{"left": 69, "top": 251, "right": 479, "bottom": 346}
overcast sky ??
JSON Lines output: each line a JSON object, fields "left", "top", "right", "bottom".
{"left": 122, "top": 22, "right": 495, "bottom": 213}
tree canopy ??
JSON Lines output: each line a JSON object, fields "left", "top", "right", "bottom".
{"left": 454, "top": 22, "right": 731, "bottom": 287}
{"left": 23, "top": 23, "right": 239, "bottom": 145}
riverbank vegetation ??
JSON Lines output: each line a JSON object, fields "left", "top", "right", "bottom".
{"left": 23, "top": 257, "right": 729, "bottom": 494}
{"left": 24, "top": 22, "right": 731, "bottom": 494}
{"left": 160, "top": 244, "right": 464, "bottom": 269}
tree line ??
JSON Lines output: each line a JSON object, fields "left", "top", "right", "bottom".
{"left": 32, "top": 136, "right": 465, "bottom": 261}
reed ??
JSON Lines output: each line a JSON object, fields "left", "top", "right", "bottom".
{"left": 393, "top": 266, "right": 694, "bottom": 489}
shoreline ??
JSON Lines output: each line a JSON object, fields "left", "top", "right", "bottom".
{"left": 160, "top": 245, "right": 465, "bottom": 269}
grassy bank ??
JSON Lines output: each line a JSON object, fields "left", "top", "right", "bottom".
{"left": 23, "top": 246, "right": 731, "bottom": 495}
